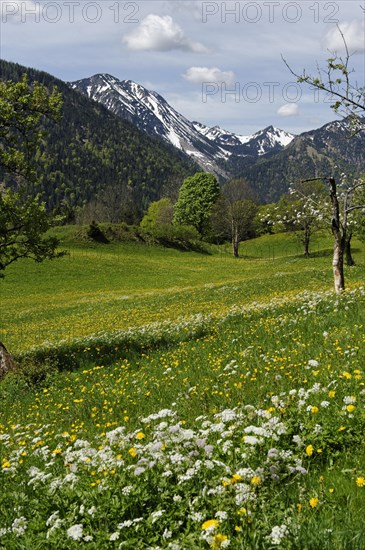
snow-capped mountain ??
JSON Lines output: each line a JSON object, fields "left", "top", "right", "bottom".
{"left": 192, "top": 121, "right": 294, "bottom": 157}
{"left": 69, "top": 73, "right": 229, "bottom": 177}
{"left": 69, "top": 74, "right": 294, "bottom": 177}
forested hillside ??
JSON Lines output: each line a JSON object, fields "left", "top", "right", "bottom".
{"left": 226, "top": 119, "right": 365, "bottom": 202}
{"left": 0, "top": 60, "right": 197, "bottom": 220}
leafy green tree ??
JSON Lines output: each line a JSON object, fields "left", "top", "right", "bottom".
{"left": 174, "top": 172, "right": 220, "bottom": 236}
{"left": 0, "top": 74, "right": 63, "bottom": 375}
{"left": 0, "top": 188, "right": 63, "bottom": 274}
{"left": 0, "top": 74, "right": 62, "bottom": 181}
{"left": 140, "top": 198, "right": 201, "bottom": 250}
{"left": 140, "top": 198, "right": 174, "bottom": 233}
{"left": 212, "top": 178, "right": 258, "bottom": 257}
{"left": 0, "top": 75, "right": 63, "bottom": 276}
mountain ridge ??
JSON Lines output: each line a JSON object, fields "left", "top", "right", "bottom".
{"left": 0, "top": 60, "right": 197, "bottom": 219}
{"left": 70, "top": 73, "right": 295, "bottom": 178}
{"left": 70, "top": 73, "right": 365, "bottom": 202}
{"left": 2, "top": 60, "right": 364, "bottom": 210}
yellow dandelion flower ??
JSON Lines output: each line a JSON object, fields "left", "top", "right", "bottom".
{"left": 346, "top": 405, "right": 355, "bottom": 413}
{"left": 328, "top": 391, "right": 336, "bottom": 398}
{"left": 128, "top": 447, "right": 137, "bottom": 457}
{"left": 311, "top": 406, "right": 319, "bottom": 414}
{"left": 202, "top": 519, "right": 219, "bottom": 531}
{"left": 309, "top": 497, "right": 319, "bottom": 508}
{"left": 306, "top": 444, "right": 314, "bottom": 456}
{"left": 211, "top": 534, "right": 229, "bottom": 548}
{"left": 135, "top": 432, "right": 145, "bottom": 440}
{"left": 250, "top": 475, "right": 261, "bottom": 486}
{"left": 356, "top": 477, "right": 365, "bottom": 487}
{"left": 52, "top": 448, "right": 62, "bottom": 455}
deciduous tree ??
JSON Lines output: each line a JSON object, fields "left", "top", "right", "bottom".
{"left": 212, "top": 178, "right": 257, "bottom": 257}
{"left": 0, "top": 74, "right": 63, "bottom": 376}
{"left": 174, "top": 172, "right": 220, "bottom": 236}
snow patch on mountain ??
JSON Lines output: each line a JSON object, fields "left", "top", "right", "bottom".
{"left": 70, "top": 74, "right": 295, "bottom": 177}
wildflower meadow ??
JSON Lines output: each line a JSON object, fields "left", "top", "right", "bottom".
{"left": 1, "top": 232, "right": 365, "bottom": 548}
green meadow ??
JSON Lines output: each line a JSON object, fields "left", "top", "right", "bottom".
{"left": 1, "top": 229, "right": 365, "bottom": 549}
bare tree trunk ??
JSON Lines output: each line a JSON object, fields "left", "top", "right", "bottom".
{"left": 0, "top": 342, "right": 16, "bottom": 379}
{"left": 330, "top": 178, "right": 345, "bottom": 292}
{"left": 303, "top": 237, "right": 309, "bottom": 257}
{"left": 232, "top": 237, "right": 239, "bottom": 258}
{"left": 303, "top": 226, "right": 310, "bottom": 257}
{"left": 345, "top": 232, "right": 355, "bottom": 266}
{"left": 332, "top": 237, "right": 345, "bottom": 292}
{"left": 232, "top": 222, "right": 239, "bottom": 257}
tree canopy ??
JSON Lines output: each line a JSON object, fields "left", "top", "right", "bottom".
{"left": 0, "top": 189, "right": 63, "bottom": 275}
{"left": 173, "top": 172, "right": 220, "bottom": 236}
{"left": 0, "top": 74, "right": 62, "bottom": 182}
{"left": 0, "top": 74, "right": 64, "bottom": 277}
{"left": 212, "top": 178, "right": 258, "bottom": 256}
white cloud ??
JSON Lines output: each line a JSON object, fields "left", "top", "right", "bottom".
{"left": 183, "top": 67, "right": 235, "bottom": 84}
{"left": 123, "top": 14, "right": 209, "bottom": 53}
{"left": 277, "top": 103, "right": 299, "bottom": 117}
{"left": 323, "top": 20, "right": 365, "bottom": 53}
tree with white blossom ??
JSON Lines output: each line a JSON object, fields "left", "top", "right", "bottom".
{"left": 260, "top": 180, "right": 328, "bottom": 257}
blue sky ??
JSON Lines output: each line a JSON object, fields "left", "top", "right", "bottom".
{"left": 1, "top": 0, "right": 364, "bottom": 135}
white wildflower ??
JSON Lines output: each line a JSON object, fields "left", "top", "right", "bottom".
{"left": 46, "top": 511, "right": 60, "bottom": 526}
{"left": 243, "top": 435, "right": 261, "bottom": 445}
{"left": 67, "top": 524, "right": 84, "bottom": 541}
{"left": 11, "top": 517, "right": 27, "bottom": 537}
{"left": 343, "top": 396, "right": 356, "bottom": 404}
{"left": 215, "top": 511, "right": 228, "bottom": 520}
{"left": 162, "top": 529, "right": 172, "bottom": 539}
{"left": 268, "top": 524, "right": 289, "bottom": 545}
{"left": 117, "top": 520, "right": 133, "bottom": 529}
{"left": 151, "top": 510, "right": 165, "bottom": 523}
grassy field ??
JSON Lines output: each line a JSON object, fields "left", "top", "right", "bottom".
{"left": 1, "top": 229, "right": 365, "bottom": 548}
{"left": 1, "top": 229, "right": 364, "bottom": 356}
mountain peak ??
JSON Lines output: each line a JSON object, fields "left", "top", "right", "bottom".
{"left": 70, "top": 73, "right": 295, "bottom": 177}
